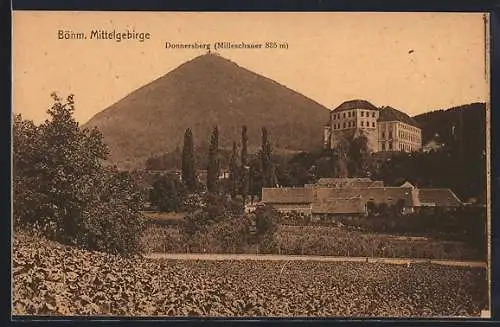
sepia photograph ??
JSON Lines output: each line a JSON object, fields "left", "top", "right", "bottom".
{"left": 11, "top": 11, "right": 490, "bottom": 318}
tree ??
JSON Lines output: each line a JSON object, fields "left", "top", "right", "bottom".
{"left": 248, "top": 156, "right": 263, "bottom": 202}
{"left": 207, "top": 126, "right": 220, "bottom": 194}
{"left": 348, "top": 134, "right": 370, "bottom": 177}
{"left": 181, "top": 128, "right": 197, "bottom": 191}
{"left": 13, "top": 114, "right": 43, "bottom": 227}
{"left": 228, "top": 141, "right": 239, "bottom": 198}
{"left": 78, "top": 167, "right": 145, "bottom": 255}
{"left": 333, "top": 140, "right": 349, "bottom": 178}
{"left": 19, "top": 93, "right": 108, "bottom": 243}
{"left": 149, "top": 173, "right": 186, "bottom": 212}
{"left": 239, "top": 125, "right": 249, "bottom": 201}
{"left": 252, "top": 204, "right": 279, "bottom": 253}
{"left": 13, "top": 93, "right": 145, "bottom": 255}
{"left": 261, "top": 127, "right": 274, "bottom": 187}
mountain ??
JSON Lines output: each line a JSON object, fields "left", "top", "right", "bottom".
{"left": 412, "top": 102, "right": 486, "bottom": 156}
{"left": 83, "top": 54, "right": 330, "bottom": 169}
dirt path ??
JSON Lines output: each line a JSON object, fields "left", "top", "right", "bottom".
{"left": 145, "top": 253, "right": 487, "bottom": 268}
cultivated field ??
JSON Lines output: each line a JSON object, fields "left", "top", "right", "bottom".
{"left": 141, "top": 223, "right": 481, "bottom": 261}
{"left": 13, "top": 232, "right": 488, "bottom": 317}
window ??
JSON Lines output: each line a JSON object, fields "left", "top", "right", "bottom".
{"left": 343, "top": 113, "right": 346, "bottom": 118}
{"left": 361, "top": 111, "right": 364, "bottom": 117}
{"left": 372, "top": 112, "right": 376, "bottom": 118}
{"left": 382, "top": 143, "right": 386, "bottom": 151}
{"left": 361, "top": 121, "right": 364, "bottom": 127}
{"left": 389, "top": 131, "right": 392, "bottom": 139}
{"left": 347, "top": 112, "right": 351, "bottom": 118}
{"left": 382, "top": 132, "right": 385, "bottom": 138}
{"left": 343, "top": 122, "right": 346, "bottom": 128}
{"left": 372, "top": 122, "right": 375, "bottom": 127}
{"left": 389, "top": 142, "right": 393, "bottom": 150}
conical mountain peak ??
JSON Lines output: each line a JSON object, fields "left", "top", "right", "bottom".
{"left": 83, "top": 55, "right": 329, "bottom": 169}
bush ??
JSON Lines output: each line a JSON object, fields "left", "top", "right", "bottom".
{"left": 252, "top": 204, "right": 279, "bottom": 253}
{"left": 178, "top": 196, "right": 278, "bottom": 254}
{"left": 149, "top": 173, "right": 187, "bottom": 212}
{"left": 180, "top": 193, "right": 205, "bottom": 213}
{"left": 76, "top": 168, "right": 146, "bottom": 256}
{"left": 13, "top": 94, "right": 145, "bottom": 256}
{"left": 206, "top": 215, "right": 253, "bottom": 253}
{"left": 140, "top": 225, "right": 183, "bottom": 253}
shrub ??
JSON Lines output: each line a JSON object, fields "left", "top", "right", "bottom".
{"left": 76, "top": 168, "right": 146, "bottom": 256}
{"left": 13, "top": 94, "right": 145, "bottom": 256}
{"left": 206, "top": 215, "right": 253, "bottom": 253}
{"left": 149, "top": 173, "right": 187, "bottom": 212}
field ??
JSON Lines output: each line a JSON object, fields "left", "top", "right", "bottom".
{"left": 13, "top": 232, "right": 488, "bottom": 317}
{"left": 141, "top": 222, "right": 481, "bottom": 261}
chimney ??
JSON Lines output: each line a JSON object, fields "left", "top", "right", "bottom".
{"left": 411, "top": 187, "right": 421, "bottom": 207}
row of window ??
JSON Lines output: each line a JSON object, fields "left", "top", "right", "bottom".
{"left": 399, "top": 131, "right": 420, "bottom": 143}
{"left": 381, "top": 142, "right": 393, "bottom": 151}
{"left": 332, "top": 121, "right": 376, "bottom": 129}
{"left": 331, "top": 110, "right": 377, "bottom": 120}
{"left": 380, "top": 130, "right": 421, "bottom": 143}
{"left": 400, "top": 123, "right": 419, "bottom": 133}
{"left": 381, "top": 131, "right": 393, "bottom": 139}
{"left": 381, "top": 141, "right": 418, "bottom": 152}
{"left": 400, "top": 143, "right": 416, "bottom": 152}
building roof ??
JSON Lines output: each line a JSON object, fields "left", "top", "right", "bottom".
{"left": 378, "top": 106, "right": 421, "bottom": 128}
{"left": 261, "top": 187, "right": 313, "bottom": 204}
{"left": 331, "top": 99, "right": 379, "bottom": 112}
{"left": 312, "top": 197, "right": 365, "bottom": 214}
{"left": 312, "top": 187, "right": 415, "bottom": 207}
{"left": 417, "top": 189, "right": 463, "bottom": 207}
{"left": 313, "top": 178, "right": 384, "bottom": 188}
{"left": 400, "top": 181, "right": 416, "bottom": 188}
{"left": 370, "top": 181, "right": 385, "bottom": 187}
{"left": 317, "top": 177, "right": 373, "bottom": 184}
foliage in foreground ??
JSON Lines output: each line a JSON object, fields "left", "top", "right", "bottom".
{"left": 13, "top": 93, "right": 145, "bottom": 255}
{"left": 177, "top": 196, "right": 278, "bottom": 254}
{"left": 13, "top": 232, "right": 488, "bottom": 317}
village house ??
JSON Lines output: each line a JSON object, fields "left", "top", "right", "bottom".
{"left": 261, "top": 179, "right": 462, "bottom": 219}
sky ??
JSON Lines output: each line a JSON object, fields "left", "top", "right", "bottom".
{"left": 12, "top": 11, "right": 489, "bottom": 125}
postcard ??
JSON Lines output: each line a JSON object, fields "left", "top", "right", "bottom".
{"left": 12, "top": 11, "right": 491, "bottom": 318}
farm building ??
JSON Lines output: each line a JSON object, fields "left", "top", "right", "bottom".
{"left": 261, "top": 179, "right": 463, "bottom": 218}
{"left": 260, "top": 188, "right": 313, "bottom": 215}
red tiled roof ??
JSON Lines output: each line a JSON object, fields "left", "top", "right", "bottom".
{"left": 313, "top": 178, "right": 384, "bottom": 188}
{"left": 312, "top": 187, "right": 415, "bottom": 207}
{"left": 332, "top": 99, "right": 379, "bottom": 112}
{"left": 261, "top": 187, "right": 313, "bottom": 204}
{"left": 378, "top": 106, "right": 420, "bottom": 128}
{"left": 312, "top": 196, "right": 365, "bottom": 214}
{"left": 417, "top": 189, "right": 463, "bottom": 207}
